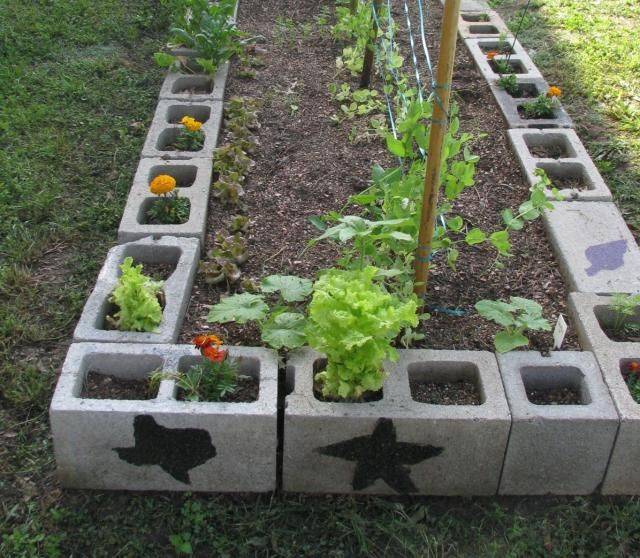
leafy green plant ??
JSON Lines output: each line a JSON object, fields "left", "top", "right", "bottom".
{"left": 332, "top": 0, "right": 374, "bottom": 75}
{"left": 475, "top": 297, "right": 551, "bottom": 353}
{"left": 199, "top": 258, "right": 241, "bottom": 285}
{"left": 520, "top": 94, "right": 558, "bottom": 119}
{"left": 492, "top": 58, "right": 512, "bottom": 75}
{"left": 146, "top": 193, "right": 190, "bottom": 224}
{"left": 497, "top": 73, "right": 519, "bottom": 96}
{"left": 107, "top": 257, "right": 164, "bottom": 332}
{"left": 306, "top": 266, "right": 418, "bottom": 399}
{"left": 207, "top": 275, "right": 312, "bottom": 350}
{"left": 176, "top": 358, "right": 238, "bottom": 401}
{"left": 623, "top": 361, "right": 640, "bottom": 403}
{"left": 329, "top": 83, "right": 383, "bottom": 121}
{"left": 609, "top": 293, "right": 640, "bottom": 337}
{"left": 155, "top": 0, "right": 242, "bottom": 75}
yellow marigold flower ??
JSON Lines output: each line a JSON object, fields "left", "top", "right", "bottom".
{"left": 181, "top": 116, "right": 203, "bottom": 132}
{"left": 149, "top": 174, "right": 176, "bottom": 195}
{"left": 486, "top": 50, "right": 499, "bottom": 61}
{"left": 547, "top": 86, "right": 562, "bottom": 98}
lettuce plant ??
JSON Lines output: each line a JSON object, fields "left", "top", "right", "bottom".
{"left": 306, "top": 267, "right": 418, "bottom": 399}
{"left": 108, "top": 257, "right": 164, "bottom": 332}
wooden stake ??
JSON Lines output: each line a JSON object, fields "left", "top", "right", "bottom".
{"left": 359, "top": 0, "right": 381, "bottom": 89}
{"left": 413, "top": 0, "right": 462, "bottom": 298}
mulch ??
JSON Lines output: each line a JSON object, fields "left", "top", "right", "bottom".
{"left": 526, "top": 386, "right": 583, "bottom": 405}
{"left": 81, "top": 372, "right": 154, "bottom": 400}
{"left": 410, "top": 379, "right": 481, "bottom": 405}
{"left": 179, "top": 0, "right": 580, "bottom": 353}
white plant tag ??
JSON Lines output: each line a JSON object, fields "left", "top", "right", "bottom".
{"left": 553, "top": 314, "right": 568, "bottom": 349}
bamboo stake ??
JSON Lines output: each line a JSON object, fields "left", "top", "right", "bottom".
{"left": 413, "top": 0, "right": 462, "bottom": 298}
{"left": 359, "top": 0, "right": 382, "bottom": 89}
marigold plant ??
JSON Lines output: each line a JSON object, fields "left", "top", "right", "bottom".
{"left": 547, "top": 86, "right": 562, "bottom": 98}
{"left": 149, "top": 174, "right": 177, "bottom": 195}
{"left": 181, "top": 116, "right": 203, "bottom": 132}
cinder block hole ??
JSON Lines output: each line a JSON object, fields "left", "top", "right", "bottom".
{"left": 157, "top": 128, "right": 204, "bottom": 152}
{"left": 171, "top": 75, "right": 214, "bottom": 95}
{"left": 521, "top": 366, "right": 590, "bottom": 405}
{"left": 468, "top": 24, "right": 500, "bottom": 35}
{"left": 312, "top": 358, "right": 383, "bottom": 402}
{"left": 517, "top": 103, "right": 558, "bottom": 121}
{"left": 149, "top": 165, "right": 198, "bottom": 188}
{"left": 594, "top": 304, "right": 640, "bottom": 343}
{"left": 461, "top": 13, "right": 490, "bottom": 22}
{"left": 489, "top": 59, "right": 527, "bottom": 74}
{"left": 167, "top": 104, "right": 211, "bottom": 124}
{"left": 480, "top": 42, "right": 514, "bottom": 55}
{"left": 505, "top": 82, "right": 541, "bottom": 99}
{"left": 620, "top": 359, "right": 640, "bottom": 404}
{"left": 407, "top": 362, "right": 483, "bottom": 405}
{"left": 79, "top": 353, "right": 163, "bottom": 400}
{"left": 536, "top": 162, "right": 592, "bottom": 191}
{"left": 174, "top": 355, "right": 260, "bottom": 402}
{"left": 137, "top": 196, "right": 191, "bottom": 226}
{"left": 522, "top": 133, "right": 573, "bottom": 158}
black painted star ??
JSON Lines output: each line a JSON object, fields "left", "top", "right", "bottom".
{"left": 114, "top": 415, "right": 216, "bottom": 484}
{"left": 316, "top": 418, "right": 443, "bottom": 493}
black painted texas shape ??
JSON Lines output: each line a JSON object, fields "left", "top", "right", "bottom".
{"left": 114, "top": 415, "right": 216, "bottom": 484}
{"left": 316, "top": 418, "right": 443, "bottom": 493}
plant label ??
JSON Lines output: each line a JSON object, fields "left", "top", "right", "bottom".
{"left": 553, "top": 314, "right": 568, "bottom": 349}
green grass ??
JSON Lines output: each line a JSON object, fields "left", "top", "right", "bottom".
{"left": 489, "top": 0, "right": 640, "bottom": 236}
{"left": 2, "top": 1, "right": 640, "bottom": 556}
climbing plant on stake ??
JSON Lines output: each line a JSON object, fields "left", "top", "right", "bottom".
{"left": 413, "top": 0, "right": 462, "bottom": 299}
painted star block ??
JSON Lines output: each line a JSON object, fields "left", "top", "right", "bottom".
{"left": 283, "top": 348, "right": 511, "bottom": 495}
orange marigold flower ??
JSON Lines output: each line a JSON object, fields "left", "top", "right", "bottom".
{"left": 202, "top": 345, "right": 227, "bottom": 363}
{"left": 149, "top": 174, "right": 176, "bottom": 195}
{"left": 547, "top": 86, "right": 562, "bottom": 98}
{"left": 193, "top": 334, "right": 223, "bottom": 349}
{"left": 486, "top": 50, "right": 499, "bottom": 61}
{"left": 181, "top": 116, "right": 203, "bottom": 132}
{"left": 628, "top": 361, "right": 640, "bottom": 374}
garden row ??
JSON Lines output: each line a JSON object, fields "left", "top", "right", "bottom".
{"left": 49, "top": 0, "right": 640, "bottom": 496}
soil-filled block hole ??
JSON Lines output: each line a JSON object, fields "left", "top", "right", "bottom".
{"left": 461, "top": 13, "right": 490, "bottom": 22}
{"left": 156, "top": 128, "right": 204, "bottom": 152}
{"left": 171, "top": 75, "right": 214, "bottom": 95}
{"left": 174, "top": 355, "right": 260, "bottom": 403}
{"left": 594, "top": 304, "right": 640, "bottom": 343}
{"left": 537, "top": 162, "right": 592, "bottom": 191}
{"left": 498, "top": 351, "right": 618, "bottom": 495}
{"left": 507, "top": 82, "right": 541, "bottom": 99}
{"left": 149, "top": 164, "right": 198, "bottom": 188}
{"left": 489, "top": 58, "right": 527, "bottom": 74}
{"left": 620, "top": 358, "right": 640, "bottom": 404}
{"left": 311, "top": 358, "right": 383, "bottom": 402}
{"left": 50, "top": 343, "right": 279, "bottom": 491}
{"left": 408, "top": 361, "right": 482, "bottom": 405}
{"left": 166, "top": 104, "right": 211, "bottom": 124}
{"left": 523, "top": 132, "right": 573, "bottom": 158}
{"left": 137, "top": 196, "right": 191, "bottom": 226}
{"left": 469, "top": 24, "right": 499, "bottom": 35}
{"left": 521, "top": 366, "right": 588, "bottom": 405}
{"left": 73, "top": 236, "right": 199, "bottom": 344}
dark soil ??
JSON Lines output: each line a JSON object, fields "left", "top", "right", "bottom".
{"left": 179, "top": 0, "right": 580, "bottom": 353}
{"left": 142, "top": 262, "right": 176, "bottom": 282}
{"left": 602, "top": 324, "right": 640, "bottom": 343}
{"left": 526, "top": 386, "right": 582, "bottom": 405}
{"left": 529, "top": 144, "right": 568, "bottom": 159}
{"left": 489, "top": 59, "right": 525, "bottom": 74}
{"left": 410, "top": 379, "right": 481, "bottom": 405}
{"left": 177, "top": 375, "right": 259, "bottom": 403}
{"left": 507, "top": 86, "right": 537, "bottom": 99}
{"left": 548, "top": 175, "right": 586, "bottom": 191}
{"left": 81, "top": 372, "right": 154, "bottom": 400}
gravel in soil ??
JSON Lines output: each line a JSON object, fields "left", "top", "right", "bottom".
{"left": 529, "top": 144, "right": 569, "bottom": 159}
{"left": 548, "top": 175, "right": 586, "bottom": 191}
{"left": 526, "top": 386, "right": 582, "bottom": 405}
{"left": 410, "top": 380, "right": 481, "bottom": 405}
{"left": 81, "top": 372, "right": 155, "bottom": 400}
{"left": 179, "top": 0, "right": 580, "bottom": 352}
{"left": 177, "top": 375, "right": 259, "bottom": 403}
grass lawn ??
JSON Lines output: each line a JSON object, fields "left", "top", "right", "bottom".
{"left": 1, "top": 0, "right": 640, "bottom": 556}
{"left": 489, "top": 0, "right": 640, "bottom": 236}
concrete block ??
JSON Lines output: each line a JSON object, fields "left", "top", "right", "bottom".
{"left": 489, "top": 77, "right": 573, "bottom": 128}
{"left": 118, "top": 157, "right": 213, "bottom": 246}
{"left": 498, "top": 351, "right": 619, "bottom": 495}
{"left": 543, "top": 202, "right": 640, "bottom": 294}
{"left": 465, "top": 37, "right": 542, "bottom": 81}
{"left": 141, "top": 100, "right": 223, "bottom": 160}
{"left": 593, "top": 348, "right": 640, "bottom": 494}
{"left": 458, "top": 10, "right": 509, "bottom": 39}
{"left": 73, "top": 236, "right": 199, "bottom": 344}
{"left": 568, "top": 293, "right": 640, "bottom": 355}
{"left": 159, "top": 62, "right": 230, "bottom": 102}
{"left": 283, "top": 348, "right": 510, "bottom": 495}
{"left": 508, "top": 129, "right": 612, "bottom": 201}
{"left": 50, "top": 343, "right": 278, "bottom": 492}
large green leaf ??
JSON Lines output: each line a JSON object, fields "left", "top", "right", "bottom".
{"left": 475, "top": 299, "right": 516, "bottom": 327}
{"left": 494, "top": 330, "right": 529, "bottom": 353}
{"left": 207, "top": 293, "right": 268, "bottom": 324}
{"left": 260, "top": 275, "right": 313, "bottom": 302}
{"left": 261, "top": 312, "right": 306, "bottom": 349}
